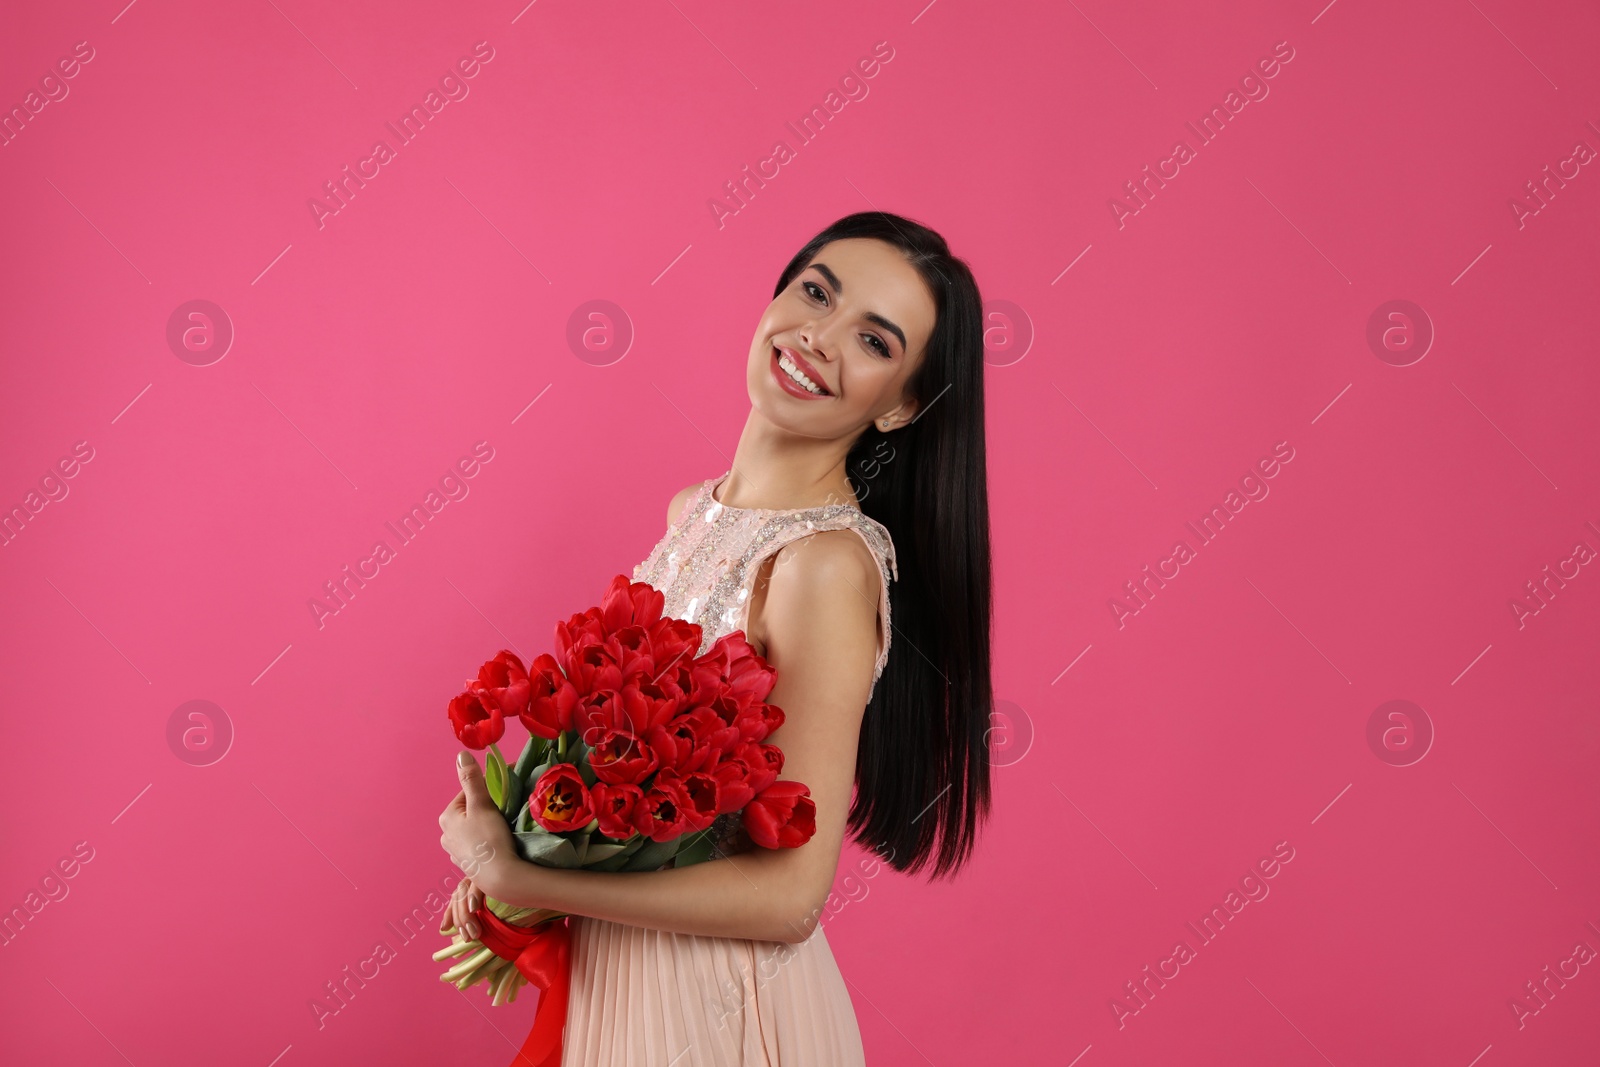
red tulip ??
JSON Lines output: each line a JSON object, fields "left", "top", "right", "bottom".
{"left": 646, "top": 616, "right": 702, "bottom": 678}
{"left": 724, "top": 696, "right": 784, "bottom": 746}
{"left": 695, "top": 631, "right": 777, "bottom": 709}
{"left": 564, "top": 637, "right": 624, "bottom": 696}
{"left": 732, "top": 741, "right": 783, "bottom": 793}
{"left": 473, "top": 650, "right": 530, "bottom": 719}
{"left": 528, "top": 764, "right": 594, "bottom": 833}
{"left": 652, "top": 768, "right": 719, "bottom": 833}
{"left": 448, "top": 689, "right": 505, "bottom": 750}
{"left": 589, "top": 782, "right": 644, "bottom": 839}
{"left": 709, "top": 756, "right": 759, "bottom": 815}
{"left": 633, "top": 775, "right": 693, "bottom": 842}
{"left": 587, "top": 728, "right": 659, "bottom": 786}
{"left": 524, "top": 653, "right": 578, "bottom": 739}
{"left": 578, "top": 683, "right": 678, "bottom": 742}
{"left": 648, "top": 708, "right": 737, "bottom": 775}
{"left": 599, "top": 574, "right": 665, "bottom": 633}
{"left": 742, "top": 781, "right": 816, "bottom": 849}
{"left": 553, "top": 609, "right": 607, "bottom": 680}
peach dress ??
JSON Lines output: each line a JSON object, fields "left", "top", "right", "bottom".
{"left": 559, "top": 471, "right": 897, "bottom": 1067}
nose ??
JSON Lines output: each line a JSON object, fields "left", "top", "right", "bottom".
{"left": 797, "top": 323, "right": 835, "bottom": 362}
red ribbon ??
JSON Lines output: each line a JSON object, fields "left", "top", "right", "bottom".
{"left": 472, "top": 908, "right": 571, "bottom": 1067}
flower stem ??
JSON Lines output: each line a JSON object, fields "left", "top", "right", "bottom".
{"left": 432, "top": 938, "right": 482, "bottom": 961}
{"left": 441, "top": 946, "right": 496, "bottom": 983}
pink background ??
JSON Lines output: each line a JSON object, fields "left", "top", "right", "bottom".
{"left": 3, "top": 1, "right": 1599, "bottom": 1064}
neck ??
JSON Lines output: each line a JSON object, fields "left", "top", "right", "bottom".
{"left": 719, "top": 409, "right": 862, "bottom": 510}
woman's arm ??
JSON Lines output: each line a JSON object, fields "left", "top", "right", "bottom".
{"left": 460, "top": 530, "right": 883, "bottom": 945}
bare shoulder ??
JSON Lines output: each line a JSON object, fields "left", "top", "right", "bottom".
{"left": 755, "top": 528, "right": 882, "bottom": 704}
{"left": 666, "top": 482, "right": 703, "bottom": 526}
{"left": 770, "top": 528, "right": 880, "bottom": 597}
{"left": 762, "top": 529, "right": 881, "bottom": 638}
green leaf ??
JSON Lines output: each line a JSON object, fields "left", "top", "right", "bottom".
{"left": 581, "top": 842, "right": 631, "bottom": 865}
{"left": 513, "top": 735, "right": 548, "bottom": 778}
{"left": 618, "top": 836, "right": 682, "bottom": 872}
{"left": 585, "top": 835, "right": 645, "bottom": 872}
{"left": 672, "top": 830, "right": 717, "bottom": 869}
{"left": 570, "top": 737, "right": 598, "bottom": 787}
{"left": 524, "top": 760, "right": 554, "bottom": 788}
{"left": 499, "top": 772, "right": 526, "bottom": 821}
{"left": 485, "top": 745, "right": 508, "bottom": 808}
{"left": 513, "top": 831, "right": 581, "bottom": 868}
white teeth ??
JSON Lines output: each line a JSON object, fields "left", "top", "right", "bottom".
{"left": 777, "top": 351, "right": 825, "bottom": 394}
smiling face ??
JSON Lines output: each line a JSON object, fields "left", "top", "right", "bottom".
{"left": 746, "top": 237, "right": 937, "bottom": 442}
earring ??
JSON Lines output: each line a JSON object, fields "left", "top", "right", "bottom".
{"left": 879, "top": 418, "right": 891, "bottom": 430}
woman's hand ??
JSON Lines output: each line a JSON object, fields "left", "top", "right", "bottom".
{"left": 447, "top": 874, "right": 486, "bottom": 941}
{"left": 438, "top": 750, "right": 516, "bottom": 903}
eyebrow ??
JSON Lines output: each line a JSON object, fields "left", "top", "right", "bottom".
{"left": 807, "top": 262, "right": 908, "bottom": 354}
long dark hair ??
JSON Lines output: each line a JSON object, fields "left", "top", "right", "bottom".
{"left": 772, "top": 211, "right": 993, "bottom": 880}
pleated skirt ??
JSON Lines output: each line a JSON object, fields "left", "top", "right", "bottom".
{"left": 560, "top": 915, "right": 866, "bottom": 1066}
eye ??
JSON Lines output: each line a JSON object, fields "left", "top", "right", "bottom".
{"left": 801, "top": 280, "right": 891, "bottom": 358}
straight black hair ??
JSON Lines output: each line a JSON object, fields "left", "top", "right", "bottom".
{"left": 772, "top": 210, "right": 993, "bottom": 880}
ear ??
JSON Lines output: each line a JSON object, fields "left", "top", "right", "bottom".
{"left": 876, "top": 396, "right": 919, "bottom": 431}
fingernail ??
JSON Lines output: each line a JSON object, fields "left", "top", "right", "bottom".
{"left": 457, "top": 751, "right": 471, "bottom": 768}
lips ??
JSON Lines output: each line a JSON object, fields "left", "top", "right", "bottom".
{"left": 773, "top": 345, "right": 832, "bottom": 396}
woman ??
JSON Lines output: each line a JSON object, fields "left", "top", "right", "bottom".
{"left": 439, "top": 210, "right": 994, "bottom": 1065}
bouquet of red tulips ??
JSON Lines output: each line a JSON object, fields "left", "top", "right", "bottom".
{"left": 435, "top": 574, "right": 817, "bottom": 1017}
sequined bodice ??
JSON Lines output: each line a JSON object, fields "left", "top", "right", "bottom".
{"left": 633, "top": 471, "right": 898, "bottom": 681}
{"left": 633, "top": 470, "right": 899, "bottom": 863}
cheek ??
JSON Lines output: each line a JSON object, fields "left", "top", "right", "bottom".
{"left": 747, "top": 346, "right": 767, "bottom": 390}
{"left": 845, "top": 363, "right": 896, "bottom": 407}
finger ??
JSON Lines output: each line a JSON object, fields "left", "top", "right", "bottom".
{"left": 439, "top": 792, "right": 466, "bottom": 832}
{"left": 456, "top": 750, "right": 493, "bottom": 809}
{"left": 443, "top": 882, "right": 462, "bottom": 934}
{"left": 458, "top": 875, "right": 483, "bottom": 940}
